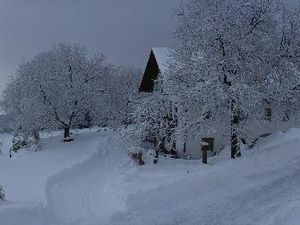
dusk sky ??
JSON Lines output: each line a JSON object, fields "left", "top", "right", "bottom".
{"left": 0, "top": 0, "right": 180, "bottom": 95}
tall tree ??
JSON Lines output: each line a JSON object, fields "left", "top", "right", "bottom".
{"left": 168, "top": 0, "right": 300, "bottom": 158}
{"left": 2, "top": 43, "right": 111, "bottom": 141}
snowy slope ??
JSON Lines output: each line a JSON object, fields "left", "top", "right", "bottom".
{"left": 109, "top": 129, "right": 300, "bottom": 225}
{"left": 1, "top": 128, "right": 300, "bottom": 225}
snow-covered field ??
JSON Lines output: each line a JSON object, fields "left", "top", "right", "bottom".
{"left": 1, "top": 128, "right": 300, "bottom": 225}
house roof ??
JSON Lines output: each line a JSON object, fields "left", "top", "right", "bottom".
{"left": 139, "top": 47, "right": 173, "bottom": 92}
{"left": 151, "top": 47, "right": 173, "bottom": 73}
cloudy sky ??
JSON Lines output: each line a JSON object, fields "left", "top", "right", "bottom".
{"left": 0, "top": 0, "right": 180, "bottom": 95}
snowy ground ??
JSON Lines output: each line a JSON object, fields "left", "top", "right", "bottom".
{"left": 1, "top": 128, "right": 300, "bottom": 225}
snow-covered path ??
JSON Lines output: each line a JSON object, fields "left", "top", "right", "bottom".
{"left": 0, "top": 129, "right": 134, "bottom": 225}
{"left": 47, "top": 134, "right": 129, "bottom": 225}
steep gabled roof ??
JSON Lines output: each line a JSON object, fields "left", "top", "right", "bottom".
{"left": 139, "top": 47, "right": 173, "bottom": 92}
{"left": 152, "top": 47, "right": 173, "bottom": 73}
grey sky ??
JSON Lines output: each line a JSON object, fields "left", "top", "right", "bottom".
{"left": 0, "top": 0, "right": 180, "bottom": 95}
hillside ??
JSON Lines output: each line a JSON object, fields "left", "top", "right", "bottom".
{"left": 0, "top": 128, "right": 300, "bottom": 225}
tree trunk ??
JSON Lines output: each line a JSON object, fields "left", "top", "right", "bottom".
{"left": 231, "top": 132, "right": 241, "bottom": 159}
{"left": 231, "top": 101, "right": 241, "bottom": 159}
{"left": 63, "top": 127, "right": 73, "bottom": 142}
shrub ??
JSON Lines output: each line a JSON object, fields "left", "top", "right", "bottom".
{"left": 9, "top": 134, "right": 41, "bottom": 157}
{"left": 9, "top": 134, "right": 27, "bottom": 157}
{"left": 128, "top": 147, "right": 145, "bottom": 166}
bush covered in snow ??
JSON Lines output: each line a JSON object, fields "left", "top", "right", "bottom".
{"left": 10, "top": 134, "right": 27, "bottom": 155}
{"left": 9, "top": 134, "right": 41, "bottom": 157}
{"left": 128, "top": 147, "right": 145, "bottom": 166}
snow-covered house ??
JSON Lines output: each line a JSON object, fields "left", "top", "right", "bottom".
{"left": 138, "top": 48, "right": 296, "bottom": 159}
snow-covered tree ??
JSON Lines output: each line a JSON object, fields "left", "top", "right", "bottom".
{"left": 167, "top": 0, "right": 300, "bottom": 158}
{"left": 133, "top": 75, "right": 179, "bottom": 157}
{"left": 135, "top": 93, "right": 174, "bottom": 142}
{"left": 93, "top": 65, "right": 141, "bottom": 127}
{"left": 2, "top": 72, "right": 48, "bottom": 142}
{"left": 114, "top": 65, "right": 142, "bottom": 126}
{"left": 2, "top": 43, "right": 111, "bottom": 141}
{"left": 3, "top": 43, "right": 141, "bottom": 143}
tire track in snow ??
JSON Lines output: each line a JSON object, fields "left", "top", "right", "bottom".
{"left": 46, "top": 131, "right": 129, "bottom": 225}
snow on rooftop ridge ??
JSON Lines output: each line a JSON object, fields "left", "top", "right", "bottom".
{"left": 152, "top": 47, "right": 174, "bottom": 73}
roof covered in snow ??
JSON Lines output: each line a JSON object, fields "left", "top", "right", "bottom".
{"left": 151, "top": 47, "right": 173, "bottom": 73}
{"left": 139, "top": 47, "right": 174, "bottom": 92}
